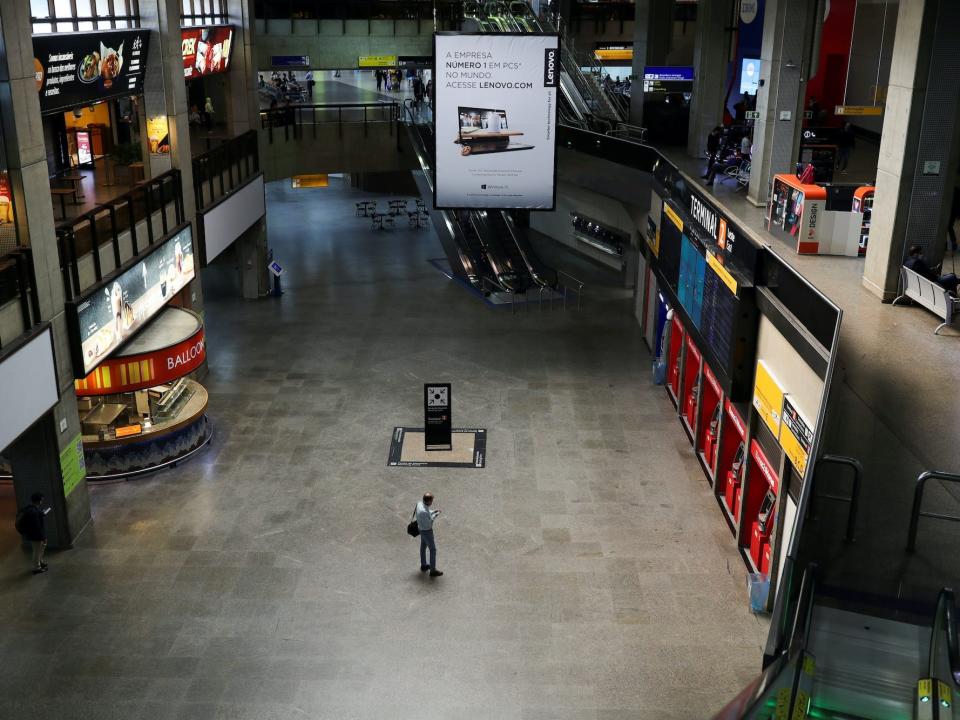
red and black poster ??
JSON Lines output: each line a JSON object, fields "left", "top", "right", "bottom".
{"left": 182, "top": 25, "right": 235, "bottom": 80}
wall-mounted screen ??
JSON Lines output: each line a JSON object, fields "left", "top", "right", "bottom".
{"left": 66, "top": 225, "right": 196, "bottom": 378}
{"left": 182, "top": 25, "right": 235, "bottom": 80}
{"left": 740, "top": 58, "right": 761, "bottom": 95}
{"left": 33, "top": 29, "right": 150, "bottom": 114}
{"left": 642, "top": 66, "right": 694, "bottom": 94}
{"left": 434, "top": 32, "right": 559, "bottom": 210}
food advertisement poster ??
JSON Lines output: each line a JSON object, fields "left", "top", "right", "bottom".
{"left": 33, "top": 29, "right": 150, "bottom": 114}
{"left": 67, "top": 225, "right": 195, "bottom": 378}
{"left": 434, "top": 33, "right": 559, "bottom": 210}
{"left": 182, "top": 25, "right": 234, "bottom": 79}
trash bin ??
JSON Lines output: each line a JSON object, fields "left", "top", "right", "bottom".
{"left": 747, "top": 573, "right": 770, "bottom": 614}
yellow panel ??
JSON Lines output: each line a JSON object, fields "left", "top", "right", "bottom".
{"left": 358, "top": 55, "right": 397, "bottom": 68}
{"left": 753, "top": 360, "right": 785, "bottom": 438}
{"left": 664, "top": 204, "right": 683, "bottom": 231}
{"left": 706, "top": 251, "right": 738, "bottom": 294}
{"left": 780, "top": 423, "right": 809, "bottom": 475}
{"left": 140, "top": 360, "right": 150, "bottom": 382}
{"left": 100, "top": 365, "right": 111, "bottom": 389}
{"left": 291, "top": 174, "right": 329, "bottom": 189}
{"left": 594, "top": 49, "right": 633, "bottom": 61}
{"left": 834, "top": 105, "right": 883, "bottom": 116}
{"left": 129, "top": 361, "right": 140, "bottom": 384}
{"left": 120, "top": 363, "right": 127, "bottom": 386}
{"left": 918, "top": 678, "right": 932, "bottom": 698}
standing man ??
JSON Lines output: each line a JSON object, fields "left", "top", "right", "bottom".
{"left": 16, "top": 493, "right": 48, "bottom": 575}
{"left": 305, "top": 69, "right": 315, "bottom": 97}
{"left": 375, "top": 69, "right": 384, "bottom": 93}
{"left": 413, "top": 492, "right": 443, "bottom": 577}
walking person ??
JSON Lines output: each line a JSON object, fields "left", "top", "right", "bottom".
{"left": 837, "top": 122, "right": 855, "bottom": 174}
{"left": 16, "top": 493, "right": 48, "bottom": 575}
{"left": 375, "top": 69, "right": 383, "bottom": 92}
{"left": 412, "top": 492, "right": 443, "bottom": 577}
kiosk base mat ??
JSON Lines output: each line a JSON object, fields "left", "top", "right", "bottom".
{"left": 388, "top": 427, "right": 486, "bottom": 468}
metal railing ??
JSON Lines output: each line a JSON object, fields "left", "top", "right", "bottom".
{"left": 906, "top": 470, "right": 960, "bottom": 552}
{"left": 606, "top": 122, "right": 648, "bottom": 144}
{"left": 929, "top": 587, "right": 960, "bottom": 686}
{"left": 0, "top": 248, "right": 41, "bottom": 349}
{"left": 809, "top": 454, "right": 862, "bottom": 543}
{"left": 193, "top": 130, "right": 260, "bottom": 212}
{"left": 259, "top": 102, "right": 400, "bottom": 146}
{"left": 556, "top": 270, "right": 584, "bottom": 310}
{"left": 56, "top": 169, "right": 184, "bottom": 301}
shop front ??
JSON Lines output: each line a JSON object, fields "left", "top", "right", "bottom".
{"left": 65, "top": 224, "right": 211, "bottom": 479}
{"left": 183, "top": 25, "right": 235, "bottom": 132}
{"left": 33, "top": 28, "right": 152, "bottom": 216}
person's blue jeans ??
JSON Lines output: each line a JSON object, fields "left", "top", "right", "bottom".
{"left": 420, "top": 529, "right": 436, "bottom": 570}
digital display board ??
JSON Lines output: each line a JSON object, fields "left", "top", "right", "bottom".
{"left": 182, "top": 25, "right": 234, "bottom": 80}
{"left": 740, "top": 58, "right": 760, "bottom": 95}
{"left": 66, "top": 225, "right": 196, "bottom": 378}
{"left": 642, "top": 66, "right": 694, "bottom": 94}
{"left": 33, "top": 29, "right": 150, "bottom": 114}
{"left": 434, "top": 32, "right": 559, "bottom": 210}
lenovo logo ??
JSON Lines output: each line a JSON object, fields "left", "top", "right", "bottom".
{"left": 544, "top": 47, "right": 558, "bottom": 87}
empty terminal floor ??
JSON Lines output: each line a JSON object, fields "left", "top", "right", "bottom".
{"left": 0, "top": 176, "right": 766, "bottom": 720}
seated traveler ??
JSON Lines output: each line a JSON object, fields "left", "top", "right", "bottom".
{"left": 905, "top": 244, "right": 959, "bottom": 294}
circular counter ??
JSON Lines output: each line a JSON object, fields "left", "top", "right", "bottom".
{"left": 75, "top": 306, "right": 211, "bottom": 480}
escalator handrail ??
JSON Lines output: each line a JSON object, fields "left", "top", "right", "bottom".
{"left": 929, "top": 587, "right": 960, "bottom": 685}
{"left": 789, "top": 563, "right": 818, "bottom": 658}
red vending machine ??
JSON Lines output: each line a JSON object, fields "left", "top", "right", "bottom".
{"left": 717, "top": 400, "right": 747, "bottom": 530}
{"left": 666, "top": 315, "right": 684, "bottom": 406}
{"left": 696, "top": 362, "right": 723, "bottom": 482}
{"left": 741, "top": 439, "right": 780, "bottom": 575}
{"left": 680, "top": 337, "right": 701, "bottom": 439}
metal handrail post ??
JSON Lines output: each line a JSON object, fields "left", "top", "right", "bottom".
{"left": 907, "top": 470, "right": 960, "bottom": 551}
{"left": 812, "top": 454, "right": 862, "bottom": 543}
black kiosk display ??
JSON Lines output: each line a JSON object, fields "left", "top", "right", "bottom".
{"left": 424, "top": 383, "right": 452, "bottom": 451}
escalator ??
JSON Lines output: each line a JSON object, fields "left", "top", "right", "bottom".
{"left": 714, "top": 564, "right": 960, "bottom": 720}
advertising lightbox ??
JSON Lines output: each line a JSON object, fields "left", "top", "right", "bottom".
{"left": 66, "top": 224, "right": 196, "bottom": 378}
{"left": 740, "top": 58, "right": 760, "bottom": 95}
{"left": 182, "top": 25, "right": 235, "bottom": 80}
{"left": 434, "top": 32, "right": 559, "bottom": 210}
{"left": 199, "top": 174, "right": 266, "bottom": 265}
{"left": 33, "top": 29, "right": 150, "bottom": 114}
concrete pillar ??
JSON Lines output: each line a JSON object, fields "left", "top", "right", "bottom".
{"left": 863, "top": 0, "right": 960, "bottom": 300}
{"left": 237, "top": 218, "right": 269, "bottom": 299}
{"left": 687, "top": 0, "right": 735, "bottom": 158}
{"left": 746, "top": 0, "right": 818, "bottom": 207}
{"left": 140, "top": 0, "right": 205, "bottom": 318}
{"left": 0, "top": 2, "right": 91, "bottom": 546}
{"left": 225, "top": 0, "right": 262, "bottom": 138}
{"left": 630, "top": 0, "right": 675, "bottom": 126}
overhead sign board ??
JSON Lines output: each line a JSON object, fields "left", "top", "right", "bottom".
{"left": 271, "top": 55, "right": 309, "bottom": 68}
{"left": 834, "top": 105, "right": 883, "bottom": 116}
{"left": 359, "top": 55, "right": 397, "bottom": 68}
{"left": 745, "top": 110, "right": 761, "bottom": 120}
{"left": 595, "top": 49, "right": 632, "bottom": 61}
{"left": 642, "top": 66, "right": 694, "bottom": 94}
{"left": 434, "top": 32, "right": 559, "bottom": 210}
{"left": 33, "top": 29, "right": 150, "bottom": 114}
{"left": 182, "top": 25, "right": 234, "bottom": 80}
{"left": 66, "top": 224, "right": 196, "bottom": 378}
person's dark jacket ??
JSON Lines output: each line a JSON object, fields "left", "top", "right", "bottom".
{"left": 706, "top": 131, "right": 720, "bottom": 157}
{"left": 18, "top": 505, "right": 45, "bottom": 542}
{"left": 905, "top": 254, "right": 935, "bottom": 281}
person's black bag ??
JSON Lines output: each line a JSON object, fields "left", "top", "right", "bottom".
{"left": 14, "top": 506, "right": 29, "bottom": 535}
{"left": 406, "top": 520, "right": 420, "bottom": 538}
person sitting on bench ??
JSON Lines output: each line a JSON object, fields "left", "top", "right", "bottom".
{"left": 905, "top": 244, "right": 959, "bottom": 294}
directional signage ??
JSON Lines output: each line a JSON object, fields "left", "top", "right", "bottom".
{"left": 424, "top": 383, "right": 452, "bottom": 451}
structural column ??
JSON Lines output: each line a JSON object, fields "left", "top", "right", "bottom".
{"left": 225, "top": 0, "right": 262, "bottom": 137}
{"left": 0, "top": 3, "right": 91, "bottom": 546}
{"left": 687, "top": 0, "right": 735, "bottom": 159}
{"left": 745, "top": 0, "right": 818, "bottom": 207}
{"left": 630, "top": 0, "right": 674, "bottom": 126}
{"left": 863, "top": 0, "right": 960, "bottom": 300}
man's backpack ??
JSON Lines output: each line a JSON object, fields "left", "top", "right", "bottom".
{"left": 14, "top": 506, "right": 29, "bottom": 535}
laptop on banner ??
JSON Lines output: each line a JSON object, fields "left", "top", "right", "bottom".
{"left": 455, "top": 106, "right": 535, "bottom": 155}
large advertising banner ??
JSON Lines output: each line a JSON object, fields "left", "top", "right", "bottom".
{"left": 182, "top": 25, "right": 235, "bottom": 80}
{"left": 33, "top": 29, "right": 150, "bottom": 114}
{"left": 66, "top": 225, "right": 196, "bottom": 378}
{"left": 434, "top": 33, "right": 559, "bottom": 210}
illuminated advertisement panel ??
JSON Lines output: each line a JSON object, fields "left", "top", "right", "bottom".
{"left": 182, "top": 25, "right": 235, "bottom": 79}
{"left": 434, "top": 32, "right": 559, "bottom": 210}
{"left": 66, "top": 225, "right": 196, "bottom": 378}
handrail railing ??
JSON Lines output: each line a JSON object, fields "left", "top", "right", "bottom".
{"left": 259, "top": 102, "right": 400, "bottom": 146}
{"left": 55, "top": 169, "right": 184, "bottom": 301}
{"left": 556, "top": 269, "right": 584, "bottom": 310}
{"left": 906, "top": 470, "right": 960, "bottom": 551}
{"left": 192, "top": 130, "right": 259, "bottom": 212}
{"left": 929, "top": 587, "right": 960, "bottom": 686}
{"left": 606, "top": 123, "right": 648, "bottom": 144}
{"left": 0, "top": 248, "right": 41, "bottom": 349}
{"left": 809, "top": 454, "right": 862, "bottom": 543}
